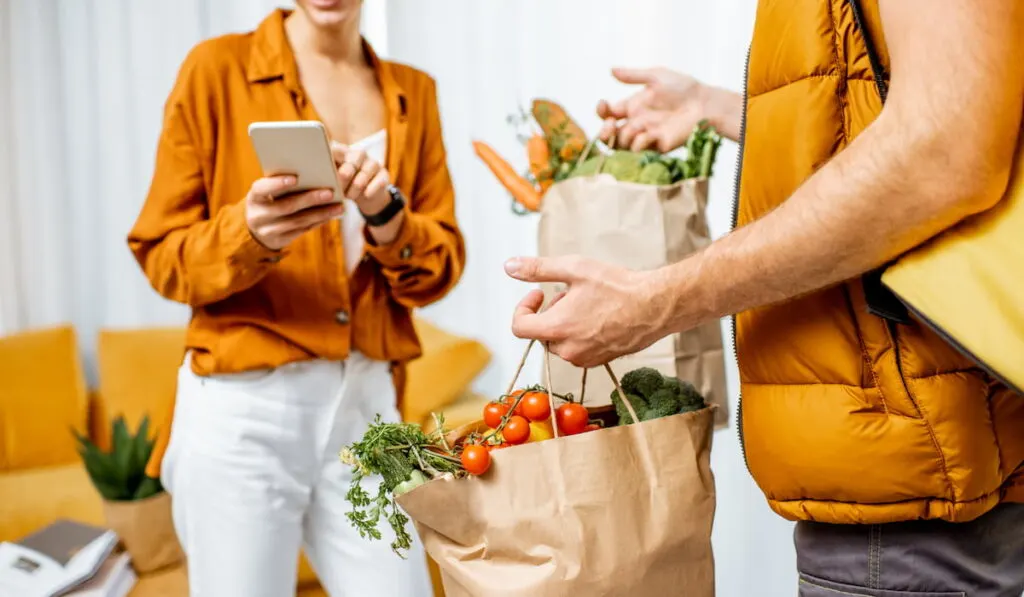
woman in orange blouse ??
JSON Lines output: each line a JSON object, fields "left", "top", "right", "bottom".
{"left": 127, "top": 1, "right": 463, "bottom": 595}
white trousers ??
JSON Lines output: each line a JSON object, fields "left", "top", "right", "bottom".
{"left": 161, "top": 353, "right": 433, "bottom": 597}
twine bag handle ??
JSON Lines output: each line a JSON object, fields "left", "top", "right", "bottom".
{"left": 502, "top": 339, "right": 638, "bottom": 438}
{"left": 573, "top": 131, "right": 617, "bottom": 175}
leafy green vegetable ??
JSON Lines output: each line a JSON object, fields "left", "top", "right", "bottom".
{"left": 621, "top": 367, "right": 665, "bottom": 399}
{"left": 341, "top": 415, "right": 465, "bottom": 557}
{"left": 564, "top": 121, "right": 723, "bottom": 185}
{"left": 612, "top": 368, "right": 707, "bottom": 425}
{"left": 612, "top": 392, "right": 649, "bottom": 425}
{"left": 74, "top": 415, "right": 164, "bottom": 502}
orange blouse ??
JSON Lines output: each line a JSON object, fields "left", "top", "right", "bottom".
{"left": 128, "top": 9, "right": 465, "bottom": 379}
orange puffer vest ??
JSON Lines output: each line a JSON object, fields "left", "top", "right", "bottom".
{"left": 735, "top": 0, "right": 1024, "bottom": 524}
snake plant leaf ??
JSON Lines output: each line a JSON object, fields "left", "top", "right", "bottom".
{"left": 74, "top": 413, "right": 163, "bottom": 502}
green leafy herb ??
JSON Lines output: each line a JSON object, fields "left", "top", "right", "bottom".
{"left": 341, "top": 415, "right": 466, "bottom": 557}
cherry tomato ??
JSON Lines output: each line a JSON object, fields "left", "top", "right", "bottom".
{"left": 521, "top": 391, "right": 551, "bottom": 422}
{"left": 503, "top": 389, "right": 528, "bottom": 417}
{"left": 584, "top": 423, "right": 602, "bottom": 433}
{"left": 555, "top": 403, "right": 589, "bottom": 435}
{"left": 502, "top": 415, "right": 531, "bottom": 445}
{"left": 483, "top": 402, "right": 510, "bottom": 429}
{"left": 461, "top": 444, "right": 491, "bottom": 475}
{"left": 502, "top": 390, "right": 527, "bottom": 417}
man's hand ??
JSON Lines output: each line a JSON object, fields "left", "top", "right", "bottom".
{"left": 246, "top": 175, "right": 345, "bottom": 251}
{"left": 509, "top": 0, "right": 1024, "bottom": 359}
{"left": 506, "top": 256, "right": 669, "bottom": 367}
{"left": 597, "top": 67, "right": 742, "bottom": 151}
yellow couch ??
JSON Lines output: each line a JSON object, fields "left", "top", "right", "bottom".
{"left": 0, "top": 321, "right": 491, "bottom": 596}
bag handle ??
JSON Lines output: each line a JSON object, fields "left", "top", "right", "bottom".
{"left": 503, "top": 339, "right": 639, "bottom": 438}
{"left": 847, "top": 0, "right": 912, "bottom": 324}
{"left": 574, "top": 131, "right": 617, "bottom": 174}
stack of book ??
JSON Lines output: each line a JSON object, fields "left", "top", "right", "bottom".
{"left": 0, "top": 520, "right": 137, "bottom": 597}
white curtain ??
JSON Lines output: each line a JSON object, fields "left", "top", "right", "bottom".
{"left": 0, "top": 1, "right": 796, "bottom": 594}
{"left": 0, "top": 0, "right": 387, "bottom": 375}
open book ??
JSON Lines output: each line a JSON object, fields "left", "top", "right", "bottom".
{"left": 0, "top": 520, "right": 118, "bottom": 597}
{"left": 66, "top": 552, "right": 136, "bottom": 597}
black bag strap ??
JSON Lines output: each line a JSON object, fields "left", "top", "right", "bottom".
{"left": 848, "top": 0, "right": 912, "bottom": 324}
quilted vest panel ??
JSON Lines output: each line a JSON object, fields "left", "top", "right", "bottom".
{"left": 735, "top": 0, "right": 1024, "bottom": 523}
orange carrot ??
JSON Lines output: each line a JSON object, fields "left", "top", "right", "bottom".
{"left": 531, "top": 99, "right": 588, "bottom": 160}
{"left": 526, "top": 134, "right": 553, "bottom": 190}
{"left": 472, "top": 140, "right": 542, "bottom": 211}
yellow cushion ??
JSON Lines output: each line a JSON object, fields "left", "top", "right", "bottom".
{"left": 0, "top": 326, "right": 88, "bottom": 471}
{"left": 422, "top": 391, "right": 492, "bottom": 434}
{"left": 403, "top": 319, "right": 491, "bottom": 427}
{"left": 0, "top": 463, "right": 104, "bottom": 543}
{"left": 93, "top": 327, "right": 186, "bottom": 451}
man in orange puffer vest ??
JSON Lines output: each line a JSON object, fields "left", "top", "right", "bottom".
{"left": 505, "top": 0, "right": 1024, "bottom": 594}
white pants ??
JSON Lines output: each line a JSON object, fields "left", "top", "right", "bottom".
{"left": 161, "top": 353, "right": 433, "bottom": 597}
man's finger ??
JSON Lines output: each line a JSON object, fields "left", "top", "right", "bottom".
{"left": 597, "top": 98, "right": 628, "bottom": 121}
{"left": 611, "top": 67, "right": 656, "bottom": 86}
{"left": 511, "top": 290, "right": 560, "bottom": 341}
{"left": 598, "top": 118, "right": 618, "bottom": 144}
{"left": 504, "top": 256, "right": 580, "bottom": 284}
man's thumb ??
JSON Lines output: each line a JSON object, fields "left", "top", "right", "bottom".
{"left": 612, "top": 67, "right": 656, "bottom": 86}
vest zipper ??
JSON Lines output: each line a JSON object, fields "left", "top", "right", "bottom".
{"left": 731, "top": 47, "right": 752, "bottom": 475}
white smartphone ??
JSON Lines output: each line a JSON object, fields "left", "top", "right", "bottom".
{"left": 247, "top": 120, "right": 341, "bottom": 201}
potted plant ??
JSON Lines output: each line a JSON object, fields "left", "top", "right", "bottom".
{"left": 75, "top": 415, "right": 183, "bottom": 573}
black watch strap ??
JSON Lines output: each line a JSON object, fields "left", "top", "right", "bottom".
{"left": 362, "top": 185, "right": 406, "bottom": 227}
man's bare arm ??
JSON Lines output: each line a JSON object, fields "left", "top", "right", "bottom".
{"left": 653, "top": 0, "right": 1024, "bottom": 331}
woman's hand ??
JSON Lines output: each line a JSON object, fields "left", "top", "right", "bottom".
{"left": 597, "top": 67, "right": 742, "bottom": 151}
{"left": 245, "top": 175, "right": 345, "bottom": 251}
{"left": 331, "top": 141, "right": 405, "bottom": 244}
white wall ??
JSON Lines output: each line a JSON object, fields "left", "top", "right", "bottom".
{"left": 385, "top": 2, "right": 796, "bottom": 595}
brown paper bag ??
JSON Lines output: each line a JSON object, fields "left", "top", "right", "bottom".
{"left": 102, "top": 491, "right": 184, "bottom": 573}
{"left": 397, "top": 346, "right": 717, "bottom": 597}
{"left": 538, "top": 174, "right": 729, "bottom": 428}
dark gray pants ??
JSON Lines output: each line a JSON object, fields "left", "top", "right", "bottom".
{"left": 796, "top": 503, "right": 1024, "bottom": 597}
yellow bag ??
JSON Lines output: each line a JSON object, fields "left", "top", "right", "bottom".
{"left": 851, "top": 0, "right": 1024, "bottom": 393}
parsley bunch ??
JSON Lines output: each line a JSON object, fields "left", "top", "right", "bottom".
{"left": 341, "top": 415, "right": 465, "bottom": 557}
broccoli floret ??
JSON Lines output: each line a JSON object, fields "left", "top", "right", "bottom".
{"left": 678, "top": 381, "right": 707, "bottom": 413}
{"left": 602, "top": 151, "right": 644, "bottom": 182}
{"left": 570, "top": 155, "right": 603, "bottom": 178}
{"left": 612, "top": 392, "right": 648, "bottom": 425}
{"left": 638, "top": 161, "right": 672, "bottom": 185}
{"left": 648, "top": 388, "right": 681, "bottom": 413}
{"left": 620, "top": 367, "right": 664, "bottom": 399}
{"left": 657, "top": 376, "right": 706, "bottom": 414}
{"left": 640, "top": 388, "right": 683, "bottom": 421}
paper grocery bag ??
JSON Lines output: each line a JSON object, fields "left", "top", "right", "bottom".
{"left": 102, "top": 491, "right": 183, "bottom": 573}
{"left": 538, "top": 174, "right": 728, "bottom": 428}
{"left": 397, "top": 405, "right": 717, "bottom": 597}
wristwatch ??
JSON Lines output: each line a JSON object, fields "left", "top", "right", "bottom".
{"left": 361, "top": 185, "right": 406, "bottom": 227}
